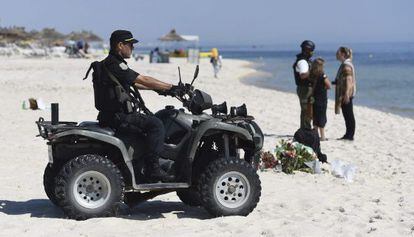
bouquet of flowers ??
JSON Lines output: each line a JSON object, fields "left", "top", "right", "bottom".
{"left": 259, "top": 151, "right": 279, "bottom": 170}
{"left": 274, "top": 139, "right": 317, "bottom": 174}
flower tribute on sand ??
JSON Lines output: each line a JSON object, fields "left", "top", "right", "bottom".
{"left": 260, "top": 140, "right": 318, "bottom": 174}
{"left": 275, "top": 139, "right": 317, "bottom": 174}
{"left": 259, "top": 151, "right": 279, "bottom": 170}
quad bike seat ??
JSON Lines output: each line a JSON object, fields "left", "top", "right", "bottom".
{"left": 78, "top": 121, "right": 115, "bottom": 136}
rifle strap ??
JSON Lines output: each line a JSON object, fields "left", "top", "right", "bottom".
{"left": 83, "top": 63, "right": 94, "bottom": 80}
{"left": 102, "top": 62, "right": 152, "bottom": 115}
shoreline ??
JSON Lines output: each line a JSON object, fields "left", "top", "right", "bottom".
{"left": 238, "top": 58, "right": 414, "bottom": 120}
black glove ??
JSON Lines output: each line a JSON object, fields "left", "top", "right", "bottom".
{"left": 155, "top": 90, "right": 168, "bottom": 96}
{"left": 167, "top": 85, "right": 184, "bottom": 97}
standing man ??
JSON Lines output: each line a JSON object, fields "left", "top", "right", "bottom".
{"left": 96, "top": 30, "right": 179, "bottom": 182}
{"left": 293, "top": 40, "right": 316, "bottom": 129}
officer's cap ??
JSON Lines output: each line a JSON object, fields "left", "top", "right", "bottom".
{"left": 110, "top": 30, "right": 139, "bottom": 45}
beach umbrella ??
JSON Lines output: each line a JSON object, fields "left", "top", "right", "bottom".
{"left": 67, "top": 30, "right": 103, "bottom": 42}
{"left": 0, "top": 26, "right": 30, "bottom": 42}
{"left": 159, "top": 29, "right": 185, "bottom": 41}
{"left": 37, "top": 28, "right": 65, "bottom": 41}
{"left": 31, "top": 28, "right": 65, "bottom": 46}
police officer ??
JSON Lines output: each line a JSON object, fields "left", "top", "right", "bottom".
{"left": 293, "top": 40, "right": 315, "bottom": 129}
{"left": 98, "top": 30, "right": 177, "bottom": 182}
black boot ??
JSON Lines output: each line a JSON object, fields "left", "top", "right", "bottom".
{"left": 147, "top": 158, "right": 175, "bottom": 182}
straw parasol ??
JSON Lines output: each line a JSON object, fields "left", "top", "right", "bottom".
{"left": 159, "top": 29, "right": 185, "bottom": 41}
{"left": 0, "top": 27, "right": 30, "bottom": 42}
{"left": 67, "top": 30, "right": 103, "bottom": 42}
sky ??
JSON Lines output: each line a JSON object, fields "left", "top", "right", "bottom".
{"left": 0, "top": 0, "right": 413, "bottom": 47}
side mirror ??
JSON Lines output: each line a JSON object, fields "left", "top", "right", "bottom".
{"left": 178, "top": 66, "right": 183, "bottom": 86}
{"left": 190, "top": 65, "right": 199, "bottom": 86}
{"left": 193, "top": 65, "right": 199, "bottom": 80}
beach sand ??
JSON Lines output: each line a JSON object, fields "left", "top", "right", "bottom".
{"left": 0, "top": 56, "right": 413, "bottom": 236}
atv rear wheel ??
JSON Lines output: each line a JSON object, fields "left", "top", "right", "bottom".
{"left": 198, "top": 157, "right": 261, "bottom": 216}
{"left": 55, "top": 154, "right": 125, "bottom": 220}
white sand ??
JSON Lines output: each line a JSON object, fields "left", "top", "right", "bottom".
{"left": 0, "top": 56, "right": 413, "bottom": 236}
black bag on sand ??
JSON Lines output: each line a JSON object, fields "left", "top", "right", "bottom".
{"left": 294, "top": 128, "right": 327, "bottom": 163}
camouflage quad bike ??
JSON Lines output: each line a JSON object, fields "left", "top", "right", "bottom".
{"left": 36, "top": 66, "right": 264, "bottom": 220}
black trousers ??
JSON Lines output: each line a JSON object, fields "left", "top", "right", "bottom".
{"left": 122, "top": 113, "right": 165, "bottom": 157}
{"left": 98, "top": 111, "right": 165, "bottom": 161}
{"left": 341, "top": 98, "right": 355, "bottom": 139}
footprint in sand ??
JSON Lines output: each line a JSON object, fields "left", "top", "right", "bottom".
{"left": 260, "top": 229, "right": 275, "bottom": 237}
{"left": 369, "top": 215, "right": 382, "bottom": 223}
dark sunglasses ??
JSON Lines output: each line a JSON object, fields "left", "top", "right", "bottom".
{"left": 123, "top": 42, "right": 134, "bottom": 48}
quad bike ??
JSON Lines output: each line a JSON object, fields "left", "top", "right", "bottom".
{"left": 36, "top": 66, "right": 264, "bottom": 220}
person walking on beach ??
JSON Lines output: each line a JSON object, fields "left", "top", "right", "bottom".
{"left": 310, "top": 58, "right": 331, "bottom": 140}
{"left": 210, "top": 48, "right": 222, "bottom": 78}
{"left": 293, "top": 40, "right": 315, "bottom": 129}
{"left": 334, "top": 46, "right": 356, "bottom": 140}
{"left": 95, "top": 30, "right": 180, "bottom": 181}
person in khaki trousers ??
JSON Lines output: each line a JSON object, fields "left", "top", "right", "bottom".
{"left": 293, "top": 40, "right": 315, "bottom": 129}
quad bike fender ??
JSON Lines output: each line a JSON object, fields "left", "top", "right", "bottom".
{"left": 51, "top": 129, "right": 137, "bottom": 184}
{"left": 189, "top": 120, "right": 253, "bottom": 160}
{"left": 53, "top": 129, "right": 133, "bottom": 162}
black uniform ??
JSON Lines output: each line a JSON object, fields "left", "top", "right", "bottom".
{"left": 98, "top": 52, "right": 165, "bottom": 165}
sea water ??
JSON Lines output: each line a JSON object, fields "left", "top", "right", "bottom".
{"left": 219, "top": 43, "right": 414, "bottom": 118}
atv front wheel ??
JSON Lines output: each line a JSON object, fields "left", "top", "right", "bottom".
{"left": 181, "top": 142, "right": 219, "bottom": 207}
{"left": 198, "top": 157, "right": 261, "bottom": 216}
{"left": 43, "top": 164, "right": 59, "bottom": 206}
{"left": 55, "top": 154, "right": 125, "bottom": 220}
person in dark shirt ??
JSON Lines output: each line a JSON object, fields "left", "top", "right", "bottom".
{"left": 98, "top": 30, "right": 178, "bottom": 182}
{"left": 310, "top": 58, "right": 331, "bottom": 140}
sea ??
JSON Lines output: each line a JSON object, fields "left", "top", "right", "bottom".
{"left": 139, "top": 42, "right": 414, "bottom": 118}
{"left": 214, "top": 42, "right": 414, "bottom": 119}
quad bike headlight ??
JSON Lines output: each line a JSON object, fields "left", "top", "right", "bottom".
{"left": 230, "top": 104, "right": 247, "bottom": 117}
{"left": 211, "top": 101, "right": 227, "bottom": 115}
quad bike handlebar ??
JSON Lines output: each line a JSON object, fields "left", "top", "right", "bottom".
{"left": 158, "top": 65, "right": 203, "bottom": 113}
